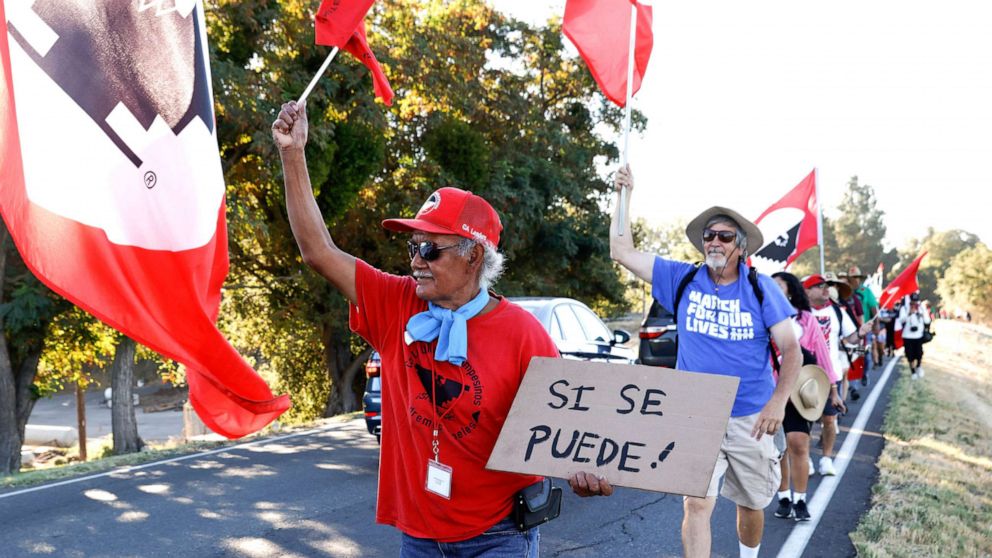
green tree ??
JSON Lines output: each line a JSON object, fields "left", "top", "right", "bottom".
{"left": 901, "top": 228, "right": 981, "bottom": 307}
{"left": 829, "top": 176, "right": 899, "bottom": 275}
{"left": 210, "top": 0, "right": 637, "bottom": 423}
{"left": 0, "top": 224, "right": 64, "bottom": 475}
{"left": 937, "top": 243, "right": 992, "bottom": 323}
{"left": 622, "top": 218, "right": 694, "bottom": 314}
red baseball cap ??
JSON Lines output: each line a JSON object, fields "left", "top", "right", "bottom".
{"left": 381, "top": 187, "right": 502, "bottom": 246}
{"left": 802, "top": 274, "right": 827, "bottom": 289}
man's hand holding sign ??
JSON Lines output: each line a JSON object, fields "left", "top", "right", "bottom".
{"left": 488, "top": 358, "right": 740, "bottom": 497}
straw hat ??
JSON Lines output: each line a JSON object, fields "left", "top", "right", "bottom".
{"left": 823, "top": 271, "right": 853, "bottom": 299}
{"left": 685, "top": 206, "right": 764, "bottom": 256}
{"left": 845, "top": 265, "right": 866, "bottom": 279}
{"left": 790, "top": 365, "right": 831, "bottom": 421}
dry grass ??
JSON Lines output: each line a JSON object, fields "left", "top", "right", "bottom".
{"left": 851, "top": 320, "right": 992, "bottom": 558}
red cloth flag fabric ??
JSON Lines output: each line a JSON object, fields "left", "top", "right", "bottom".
{"left": 315, "top": 0, "right": 375, "bottom": 48}
{"left": 563, "top": 0, "right": 653, "bottom": 107}
{"left": 0, "top": 1, "right": 289, "bottom": 438}
{"left": 847, "top": 355, "right": 864, "bottom": 381}
{"left": 750, "top": 170, "right": 818, "bottom": 273}
{"left": 879, "top": 252, "right": 927, "bottom": 309}
{"left": 314, "top": 2, "right": 392, "bottom": 106}
{"left": 342, "top": 20, "right": 393, "bottom": 106}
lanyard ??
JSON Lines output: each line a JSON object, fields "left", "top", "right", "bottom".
{"left": 430, "top": 357, "right": 441, "bottom": 463}
{"left": 426, "top": 344, "right": 467, "bottom": 463}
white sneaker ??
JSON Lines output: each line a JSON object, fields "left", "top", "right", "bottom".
{"left": 819, "top": 456, "right": 837, "bottom": 476}
{"left": 917, "top": 367, "right": 925, "bottom": 378}
{"left": 808, "top": 457, "right": 815, "bottom": 477}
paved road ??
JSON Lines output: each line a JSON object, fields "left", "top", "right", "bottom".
{"left": 1, "top": 356, "right": 901, "bottom": 557}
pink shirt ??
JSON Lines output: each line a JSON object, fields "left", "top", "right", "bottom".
{"left": 795, "top": 310, "right": 840, "bottom": 382}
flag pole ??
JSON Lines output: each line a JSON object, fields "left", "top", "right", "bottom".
{"left": 617, "top": 2, "right": 637, "bottom": 237}
{"left": 298, "top": 47, "right": 340, "bottom": 105}
{"left": 815, "top": 166, "right": 825, "bottom": 275}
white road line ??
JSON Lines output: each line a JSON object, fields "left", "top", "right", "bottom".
{"left": 776, "top": 355, "right": 900, "bottom": 558}
{"left": 0, "top": 425, "right": 338, "bottom": 501}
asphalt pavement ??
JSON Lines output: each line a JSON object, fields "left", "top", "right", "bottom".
{"left": 4, "top": 355, "right": 902, "bottom": 557}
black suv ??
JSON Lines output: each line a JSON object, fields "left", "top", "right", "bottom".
{"left": 637, "top": 300, "right": 678, "bottom": 368}
{"left": 362, "top": 351, "right": 382, "bottom": 443}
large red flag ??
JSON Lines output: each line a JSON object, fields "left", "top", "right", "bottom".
{"left": 0, "top": 1, "right": 289, "bottom": 438}
{"left": 879, "top": 252, "right": 927, "bottom": 309}
{"left": 563, "top": 0, "right": 653, "bottom": 107}
{"left": 750, "top": 170, "right": 818, "bottom": 272}
{"left": 315, "top": 0, "right": 375, "bottom": 48}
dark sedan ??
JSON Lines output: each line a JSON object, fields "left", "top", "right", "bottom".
{"left": 362, "top": 351, "right": 382, "bottom": 443}
{"left": 637, "top": 300, "right": 678, "bottom": 368}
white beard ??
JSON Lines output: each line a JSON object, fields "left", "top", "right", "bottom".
{"left": 705, "top": 252, "right": 729, "bottom": 269}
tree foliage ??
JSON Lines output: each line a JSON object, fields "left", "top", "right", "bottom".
{"left": 0, "top": 224, "right": 64, "bottom": 474}
{"left": 901, "top": 228, "right": 981, "bottom": 308}
{"left": 937, "top": 243, "right": 992, "bottom": 323}
{"left": 209, "top": 0, "right": 637, "bottom": 423}
{"left": 828, "top": 176, "right": 899, "bottom": 275}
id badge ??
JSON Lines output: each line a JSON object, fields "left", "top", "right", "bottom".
{"left": 425, "top": 460, "right": 453, "bottom": 499}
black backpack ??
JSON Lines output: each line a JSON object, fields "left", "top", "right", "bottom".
{"left": 671, "top": 263, "right": 780, "bottom": 372}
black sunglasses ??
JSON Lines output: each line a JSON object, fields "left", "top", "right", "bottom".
{"left": 407, "top": 240, "right": 460, "bottom": 262}
{"left": 702, "top": 229, "right": 737, "bottom": 243}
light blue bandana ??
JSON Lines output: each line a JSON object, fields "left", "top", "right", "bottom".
{"left": 404, "top": 289, "right": 491, "bottom": 365}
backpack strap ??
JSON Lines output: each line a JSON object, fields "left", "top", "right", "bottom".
{"left": 831, "top": 302, "right": 855, "bottom": 366}
{"left": 671, "top": 263, "right": 703, "bottom": 326}
{"left": 746, "top": 266, "right": 780, "bottom": 374}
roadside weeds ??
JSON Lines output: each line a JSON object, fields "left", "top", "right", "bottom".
{"left": 851, "top": 321, "right": 992, "bottom": 557}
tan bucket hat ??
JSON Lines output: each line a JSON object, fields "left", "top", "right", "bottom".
{"left": 845, "top": 265, "right": 866, "bottom": 279}
{"left": 822, "top": 271, "right": 853, "bottom": 299}
{"left": 790, "top": 365, "right": 831, "bottom": 421}
{"left": 685, "top": 206, "right": 764, "bottom": 256}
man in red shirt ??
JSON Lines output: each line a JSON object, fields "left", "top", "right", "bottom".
{"left": 273, "top": 101, "right": 610, "bottom": 556}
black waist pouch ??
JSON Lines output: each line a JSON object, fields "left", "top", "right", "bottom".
{"left": 512, "top": 478, "right": 562, "bottom": 531}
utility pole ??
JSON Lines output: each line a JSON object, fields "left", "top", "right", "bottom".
{"left": 75, "top": 381, "right": 87, "bottom": 462}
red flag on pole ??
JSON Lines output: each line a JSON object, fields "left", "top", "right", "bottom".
{"left": 342, "top": 20, "right": 393, "bottom": 106}
{"left": 0, "top": 1, "right": 289, "bottom": 438}
{"left": 315, "top": 0, "right": 375, "bottom": 48}
{"left": 879, "top": 252, "right": 927, "bottom": 309}
{"left": 314, "top": 2, "right": 392, "bottom": 106}
{"left": 563, "top": 0, "right": 653, "bottom": 107}
{"left": 750, "top": 170, "right": 818, "bottom": 272}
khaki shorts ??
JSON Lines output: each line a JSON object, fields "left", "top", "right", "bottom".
{"left": 695, "top": 412, "right": 782, "bottom": 510}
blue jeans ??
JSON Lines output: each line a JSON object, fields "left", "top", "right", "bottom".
{"left": 400, "top": 517, "right": 539, "bottom": 558}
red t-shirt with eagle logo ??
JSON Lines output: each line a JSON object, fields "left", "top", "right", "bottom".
{"left": 350, "top": 260, "right": 558, "bottom": 541}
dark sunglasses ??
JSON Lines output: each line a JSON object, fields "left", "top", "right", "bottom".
{"left": 702, "top": 229, "right": 737, "bottom": 243}
{"left": 407, "top": 240, "right": 459, "bottom": 262}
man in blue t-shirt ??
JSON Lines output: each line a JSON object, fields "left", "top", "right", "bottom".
{"left": 610, "top": 166, "right": 801, "bottom": 558}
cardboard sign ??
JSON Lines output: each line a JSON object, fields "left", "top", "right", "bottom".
{"left": 486, "top": 357, "right": 740, "bottom": 497}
